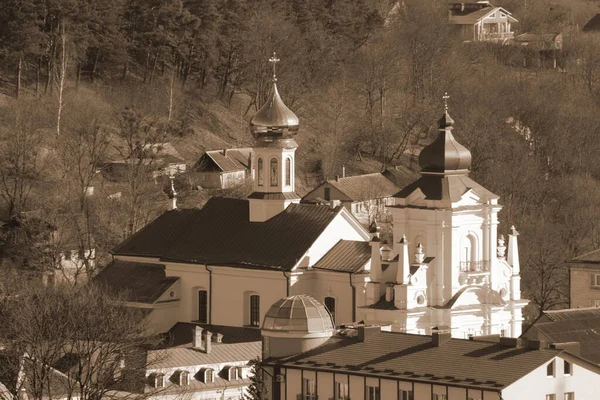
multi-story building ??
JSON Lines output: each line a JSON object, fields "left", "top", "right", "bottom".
{"left": 569, "top": 249, "right": 600, "bottom": 308}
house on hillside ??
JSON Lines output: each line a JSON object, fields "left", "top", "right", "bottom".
{"left": 513, "top": 32, "right": 563, "bottom": 69}
{"left": 521, "top": 307, "right": 600, "bottom": 366}
{"left": 194, "top": 148, "right": 253, "bottom": 189}
{"left": 583, "top": 14, "right": 600, "bottom": 33}
{"left": 449, "top": 1, "right": 517, "bottom": 42}
{"left": 568, "top": 248, "right": 600, "bottom": 308}
{"left": 301, "top": 173, "right": 401, "bottom": 224}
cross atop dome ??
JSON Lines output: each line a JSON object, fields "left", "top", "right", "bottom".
{"left": 269, "top": 52, "right": 280, "bottom": 82}
{"left": 443, "top": 92, "right": 450, "bottom": 112}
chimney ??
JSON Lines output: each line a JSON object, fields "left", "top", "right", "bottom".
{"left": 499, "top": 337, "right": 520, "bottom": 348}
{"left": 214, "top": 333, "right": 223, "bottom": 343}
{"left": 335, "top": 175, "right": 340, "bottom": 182}
{"left": 192, "top": 326, "right": 204, "bottom": 350}
{"left": 222, "top": 149, "right": 228, "bottom": 157}
{"left": 342, "top": 164, "right": 346, "bottom": 178}
{"left": 167, "top": 175, "right": 177, "bottom": 211}
{"left": 525, "top": 339, "right": 546, "bottom": 350}
{"left": 205, "top": 331, "right": 213, "bottom": 354}
{"left": 431, "top": 332, "right": 451, "bottom": 347}
{"left": 550, "top": 342, "right": 580, "bottom": 357}
{"left": 385, "top": 283, "right": 394, "bottom": 302}
{"left": 396, "top": 234, "right": 409, "bottom": 284}
{"left": 358, "top": 325, "right": 381, "bottom": 342}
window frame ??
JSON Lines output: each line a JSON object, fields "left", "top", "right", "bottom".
{"left": 257, "top": 158, "right": 264, "bottom": 186}
{"left": 285, "top": 157, "right": 291, "bottom": 187}
{"left": 399, "top": 389, "right": 414, "bottom": 400}
{"left": 564, "top": 360, "right": 572, "bottom": 376}
{"left": 335, "top": 381, "right": 349, "bottom": 400}
{"left": 564, "top": 392, "right": 574, "bottom": 400}
{"left": 302, "top": 377, "right": 316, "bottom": 400}
{"left": 324, "top": 296, "right": 336, "bottom": 324}
{"left": 270, "top": 158, "right": 278, "bottom": 187}
{"left": 591, "top": 273, "right": 600, "bottom": 287}
{"left": 204, "top": 368, "right": 214, "bottom": 383}
{"left": 198, "top": 289, "right": 208, "bottom": 324}
{"left": 250, "top": 294, "right": 260, "bottom": 327}
{"left": 366, "top": 385, "right": 380, "bottom": 400}
{"left": 547, "top": 360, "right": 555, "bottom": 377}
{"left": 228, "top": 366, "right": 239, "bottom": 381}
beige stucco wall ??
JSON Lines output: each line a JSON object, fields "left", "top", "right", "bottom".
{"left": 570, "top": 265, "right": 600, "bottom": 308}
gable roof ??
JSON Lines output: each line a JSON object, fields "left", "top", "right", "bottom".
{"left": 393, "top": 174, "right": 498, "bottom": 202}
{"left": 165, "top": 323, "right": 262, "bottom": 347}
{"left": 113, "top": 197, "right": 353, "bottom": 271}
{"left": 304, "top": 173, "right": 400, "bottom": 203}
{"left": 571, "top": 248, "right": 600, "bottom": 264}
{"left": 522, "top": 308, "right": 600, "bottom": 365}
{"left": 94, "top": 260, "right": 179, "bottom": 303}
{"left": 583, "top": 14, "right": 600, "bottom": 32}
{"left": 266, "top": 330, "right": 561, "bottom": 390}
{"left": 312, "top": 240, "right": 371, "bottom": 273}
{"left": 449, "top": 4, "right": 517, "bottom": 25}
{"left": 196, "top": 148, "right": 252, "bottom": 173}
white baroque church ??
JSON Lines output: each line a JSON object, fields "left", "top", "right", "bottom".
{"left": 97, "top": 59, "right": 527, "bottom": 339}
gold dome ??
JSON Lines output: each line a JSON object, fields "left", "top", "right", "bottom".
{"left": 250, "top": 81, "right": 299, "bottom": 140}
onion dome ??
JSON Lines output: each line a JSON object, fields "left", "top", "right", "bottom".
{"left": 418, "top": 106, "right": 471, "bottom": 174}
{"left": 262, "top": 295, "right": 334, "bottom": 334}
{"left": 250, "top": 53, "right": 299, "bottom": 142}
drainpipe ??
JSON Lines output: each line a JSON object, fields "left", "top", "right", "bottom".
{"left": 349, "top": 272, "right": 356, "bottom": 322}
{"left": 283, "top": 271, "right": 290, "bottom": 297}
{"left": 206, "top": 265, "right": 213, "bottom": 324}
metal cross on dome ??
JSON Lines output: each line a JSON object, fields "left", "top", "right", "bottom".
{"left": 443, "top": 92, "right": 450, "bottom": 112}
{"left": 269, "top": 52, "right": 280, "bottom": 81}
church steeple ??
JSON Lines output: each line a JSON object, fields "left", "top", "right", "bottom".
{"left": 418, "top": 93, "right": 472, "bottom": 174}
{"left": 248, "top": 53, "right": 301, "bottom": 222}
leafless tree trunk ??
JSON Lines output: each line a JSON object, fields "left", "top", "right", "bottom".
{"left": 55, "top": 23, "right": 68, "bottom": 137}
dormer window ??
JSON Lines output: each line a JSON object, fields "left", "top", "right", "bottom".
{"left": 150, "top": 373, "right": 165, "bottom": 388}
{"left": 178, "top": 370, "right": 190, "bottom": 386}
{"left": 564, "top": 360, "right": 572, "bottom": 375}
{"left": 227, "top": 366, "right": 239, "bottom": 380}
{"left": 546, "top": 360, "right": 555, "bottom": 377}
{"left": 200, "top": 368, "right": 214, "bottom": 383}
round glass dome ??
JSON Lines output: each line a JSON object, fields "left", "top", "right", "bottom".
{"left": 262, "top": 295, "right": 334, "bottom": 333}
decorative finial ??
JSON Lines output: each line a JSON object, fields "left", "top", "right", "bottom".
{"left": 443, "top": 92, "right": 450, "bottom": 112}
{"left": 497, "top": 234, "right": 506, "bottom": 259}
{"left": 269, "top": 52, "right": 280, "bottom": 82}
{"left": 415, "top": 243, "right": 425, "bottom": 264}
{"left": 168, "top": 175, "right": 177, "bottom": 198}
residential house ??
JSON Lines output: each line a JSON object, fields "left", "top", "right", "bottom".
{"left": 568, "top": 248, "right": 600, "bottom": 308}
{"left": 194, "top": 148, "right": 253, "bottom": 189}
{"left": 301, "top": 173, "right": 401, "bottom": 224}
{"left": 583, "top": 14, "right": 600, "bottom": 33}
{"left": 521, "top": 308, "right": 600, "bottom": 366}
{"left": 512, "top": 32, "right": 563, "bottom": 68}
{"left": 143, "top": 324, "right": 261, "bottom": 400}
{"left": 449, "top": 2, "right": 517, "bottom": 42}
{"left": 262, "top": 295, "right": 600, "bottom": 400}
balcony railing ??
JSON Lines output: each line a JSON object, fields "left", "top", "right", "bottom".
{"left": 480, "top": 31, "right": 514, "bottom": 41}
{"left": 459, "top": 260, "right": 490, "bottom": 273}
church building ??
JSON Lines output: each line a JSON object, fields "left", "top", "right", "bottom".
{"left": 100, "top": 58, "right": 526, "bottom": 339}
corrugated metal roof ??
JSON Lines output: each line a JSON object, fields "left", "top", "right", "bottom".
{"left": 312, "top": 240, "right": 371, "bottom": 273}
{"left": 148, "top": 341, "right": 261, "bottom": 369}
{"left": 113, "top": 197, "right": 346, "bottom": 271}
{"left": 394, "top": 174, "right": 498, "bottom": 202}
{"left": 197, "top": 148, "right": 252, "bottom": 173}
{"left": 326, "top": 173, "right": 400, "bottom": 202}
{"left": 543, "top": 308, "right": 600, "bottom": 322}
{"left": 94, "top": 260, "right": 178, "bottom": 303}
{"left": 268, "top": 331, "right": 560, "bottom": 389}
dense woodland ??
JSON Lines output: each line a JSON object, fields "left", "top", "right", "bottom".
{"left": 0, "top": 0, "right": 600, "bottom": 320}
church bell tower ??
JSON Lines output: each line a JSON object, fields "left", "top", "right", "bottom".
{"left": 248, "top": 53, "right": 301, "bottom": 222}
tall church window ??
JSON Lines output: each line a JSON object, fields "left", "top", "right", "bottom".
{"left": 257, "top": 158, "right": 264, "bottom": 186}
{"left": 250, "top": 295, "right": 260, "bottom": 327}
{"left": 270, "top": 158, "right": 278, "bottom": 186}
{"left": 324, "top": 297, "right": 336, "bottom": 324}
{"left": 198, "top": 290, "right": 208, "bottom": 324}
{"left": 285, "top": 158, "right": 291, "bottom": 186}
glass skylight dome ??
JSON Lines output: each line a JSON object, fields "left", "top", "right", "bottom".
{"left": 262, "top": 294, "right": 334, "bottom": 334}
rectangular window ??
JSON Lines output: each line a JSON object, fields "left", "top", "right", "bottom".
{"left": 335, "top": 382, "right": 349, "bottom": 400}
{"left": 564, "top": 393, "right": 574, "bottom": 400}
{"left": 302, "top": 378, "right": 316, "bottom": 400}
{"left": 593, "top": 300, "right": 600, "bottom": 307}
{"left": 546, "top": 395, "right": 556, "bottom": 400}
{"left": 324, "top": 187, "right": 331, "bottom": 201}
{"left": 257, "top": 158, "right": 264, "bottom": 186}
{"left": 198, "top": 290, "right": 208, "bottom": 324}
{"left": 547, "top": 360, "right": 555, "bottom": 377}
{"left": 285, "top": 158, "right": 291, "bottom": 186}
{"left": 399, "top": 390, "right": 414, "bottom": 400}
{"left": 270, "top": 158, "right": 278, "bottom": 186}
{"left": 433, "top": 395, "right": 447, "bottom": 400}
{"left": 324, "top": 297, "right": 336, "bottom": 324}
{"left": 366, "top": 385, "right": 380, "bottom": 400}
{"left": 250, "top": 295, "right": 260, "bottom": 327}
{"left": 564, "top": 360, "right": 572, "bottom": 375}
{"left": 591, "top": 274, "right": 600, "bottom": 287}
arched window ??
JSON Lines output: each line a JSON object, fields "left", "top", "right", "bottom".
{"left": 200, "top": 368, "right": 214, "bottom": 383}
{"left": 270, "top": 158, "right": 278, "bottom": 186}
{"left": 285, "top": 158, "right": 292, "bottom": 186}
{"left": 250, "top": 294, "right": 260, "bottom": 327}
{"left": 324, "top": 297, "right": 336, "bottom": 324}
{"left": 198, "top": 289, "right": 208, "bottom": 324}
{"left": 257, "top": 158, "right": 264, "bottom": 186}
{"left": 462, "top": 234, "right": 478, "bottom": 271}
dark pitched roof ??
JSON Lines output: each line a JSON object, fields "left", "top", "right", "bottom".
{"left": 571, "top": 249, "right": 600, "bottom": 264}
{"left": 449, "top": 6, "right": 495, "bottom": 24}
{"left": 267, "top": 331, "right": 561, "bottom": 390}
{"left": 165, "top": 323, "right": 262, "bottom": 347}
{"left": 312, "top": 240, "right": 371, "bottom": 273}
{"left": 94, "top": 260, "right": 178, "bottom": 303}
{"left": 393, "top": 174, "right": 498, "bottom": 202}
{"left": 113, "top": 197, "right": 347, "bottom": 271}
{"left": 382, "top": 166, "right": 419, "bottom": 188}
{"left": 306, "top": 173, "right": 400, "bottom": 203}
{"left": 196, "top": 148, "right": 252, "bottom": 173}
{"left": 522, "top": 308, "right": 600, "bottom": 365}
{"left": 583, "top": 14, "right": 600, "bottom": 32}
